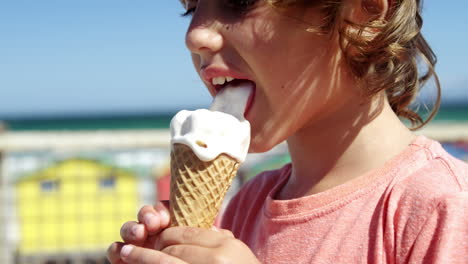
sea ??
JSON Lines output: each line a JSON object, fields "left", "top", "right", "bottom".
{"left": 2, "top": 105, "right": 467, "bottom": 131}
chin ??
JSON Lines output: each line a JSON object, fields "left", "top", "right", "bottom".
{"left": 248, "top": 136, "right": 278, "bottom": 154}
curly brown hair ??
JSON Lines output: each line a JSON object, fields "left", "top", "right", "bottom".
{"left": 267, "top": 0, "right": 441, "bottom": 129}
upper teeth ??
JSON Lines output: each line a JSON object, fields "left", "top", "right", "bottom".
{"left": 212, "top": 76, "right": 234, "bottom": 86}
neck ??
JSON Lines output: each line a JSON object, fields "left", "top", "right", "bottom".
{"left": 279, "top": 96, "right": 415, "bottom": 200}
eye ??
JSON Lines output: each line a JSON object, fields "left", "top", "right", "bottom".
{"left": 225, "top": 0, "right": 259, "bottom": 12}
{"left": 180, "top": 0, "right": 259, "bottom": 18}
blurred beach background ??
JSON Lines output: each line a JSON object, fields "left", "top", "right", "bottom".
{"left": 0, "top": 1, "right": 467, "bottom": 263}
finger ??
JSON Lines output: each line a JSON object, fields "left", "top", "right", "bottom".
{"left": 107, "top": 242, "right": 126, "bottom": 264}
{"left": 211, "top": 226, "right": 235, "bottom": 238}
{"left": 120, "top": 244, "right": 188, "bottom": 264}
{"left": 137, "top": 201, "right": 170, "bottom": 235}
{"left": 220, "top": 228, "right": 235, "bottom": 238}
{"left": 155, "top": 200, "right": 171, "bottom": 227}
{"left": 120, "top": 221, "right": 147, "bottom": 245}
{"left": 155, "top": 226, "right": 228, "bottom": 250}
{"left": 163, "top": 244, "right": 224, "bottom": 264}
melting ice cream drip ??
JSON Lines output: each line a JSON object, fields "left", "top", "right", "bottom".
{"left": 170, "top": 82, "right": 253, "bottom": 162}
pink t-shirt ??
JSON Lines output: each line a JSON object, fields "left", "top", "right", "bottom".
{"left": 221, "top": 136, "right": 468, "bottom": 264}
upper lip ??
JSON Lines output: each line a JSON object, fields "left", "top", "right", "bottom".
{"left": 200, "top": 66, "right": 253, "bottom": 95}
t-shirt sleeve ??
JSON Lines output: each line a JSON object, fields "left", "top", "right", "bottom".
{"left": 405, "top": 193, "right": 468, "bottom": 263}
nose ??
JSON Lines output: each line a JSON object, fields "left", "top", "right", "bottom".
{"left": 185, "top": 23, "right": 224, "bottom": 55}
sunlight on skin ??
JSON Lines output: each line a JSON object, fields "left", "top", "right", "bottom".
{"left": 249, "top": 12, "right": 354, "bottom": 153}
{"left": 247, "top": 7, "right": 333, "bottom": 148}
{"left": 246, "top": 1, "right": 393, "bottom": 157}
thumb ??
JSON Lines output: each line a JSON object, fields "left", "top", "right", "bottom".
{"left": 120, "top": 244, "right": 187, "bottom": 264}
{"left": 211, "top": 226, "right": 235, "bottom": 238}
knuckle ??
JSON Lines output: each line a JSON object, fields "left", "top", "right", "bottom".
{"left": 181, "top": 227, "right": 199, "bottom": 241}
{"left": 223, "top": 229, "right": 235, "bottom": 237}
{"left": 163, "top": 245, "right": 184, "bottom": 257}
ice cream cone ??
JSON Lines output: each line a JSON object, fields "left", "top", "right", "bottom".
{"left": 169, "top": 143, "right": 240, "bottom": 228}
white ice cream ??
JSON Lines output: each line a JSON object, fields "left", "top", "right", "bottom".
{"left": 170, "top": 82, "right": 253, "bottom": 162}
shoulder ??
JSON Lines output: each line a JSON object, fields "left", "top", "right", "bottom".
{"left": 385, "top": 137, "right": 467, "bottom": 245}
{"left": 379, "top": 137, "right": 468, "bottom": 260}
{"left": 390, "top": 137, "right": 467, "bottom": 203}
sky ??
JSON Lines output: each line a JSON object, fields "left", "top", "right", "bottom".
{"left": 0, "top": 0, "right": 467, "bottom": 119}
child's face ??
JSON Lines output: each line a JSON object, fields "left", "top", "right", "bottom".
{"left": 184, "top": 0, "right": 358, "bottom": 153}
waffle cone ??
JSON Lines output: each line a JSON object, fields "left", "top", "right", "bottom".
{"left": 169, "top": 143, "right": 240, "bottom": 228}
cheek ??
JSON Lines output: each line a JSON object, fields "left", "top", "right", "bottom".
{"left": 247, "top": 53, "right": 339, "bottom": 153}
{"left": 191, "top": 54, "right": 201, "bottom": 72}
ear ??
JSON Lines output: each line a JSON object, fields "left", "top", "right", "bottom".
{"left": 362, "top": 0, "right": 390, "bottom": 21}
{"left": 342, "top": 0, "right": 391, "bottom": 25}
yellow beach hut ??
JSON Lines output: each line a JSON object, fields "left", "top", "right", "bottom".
{"left": 15, "top": 158, "right": 138, "bottom": 254}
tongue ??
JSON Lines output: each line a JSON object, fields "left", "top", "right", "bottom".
{"left": 209, "top": 80, "right": 254, "bottom": 120}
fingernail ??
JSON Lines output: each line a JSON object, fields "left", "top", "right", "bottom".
{"left": 158, "top": 209, "right": 170, "bottom": 225}
{"left": 144, "top": 213, "right": 158, "bottom": 227}
{"left": 121, "top": 245, "right": 133, "bottom": 258}
{"left": 210, "top": 226, "right": 220, "bottom": 232}
{"left": 131, "top": 224, "right": 144, "bottom": 237}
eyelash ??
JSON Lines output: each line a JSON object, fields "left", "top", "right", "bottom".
{"left": 226, "top": 0, "right": 258, "bottom": 10}
{"left": 181, "top": 7, "right": 195, "bottom": 17}
{"left": 180, "top": 0, "right": 258, "bottom": 17}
